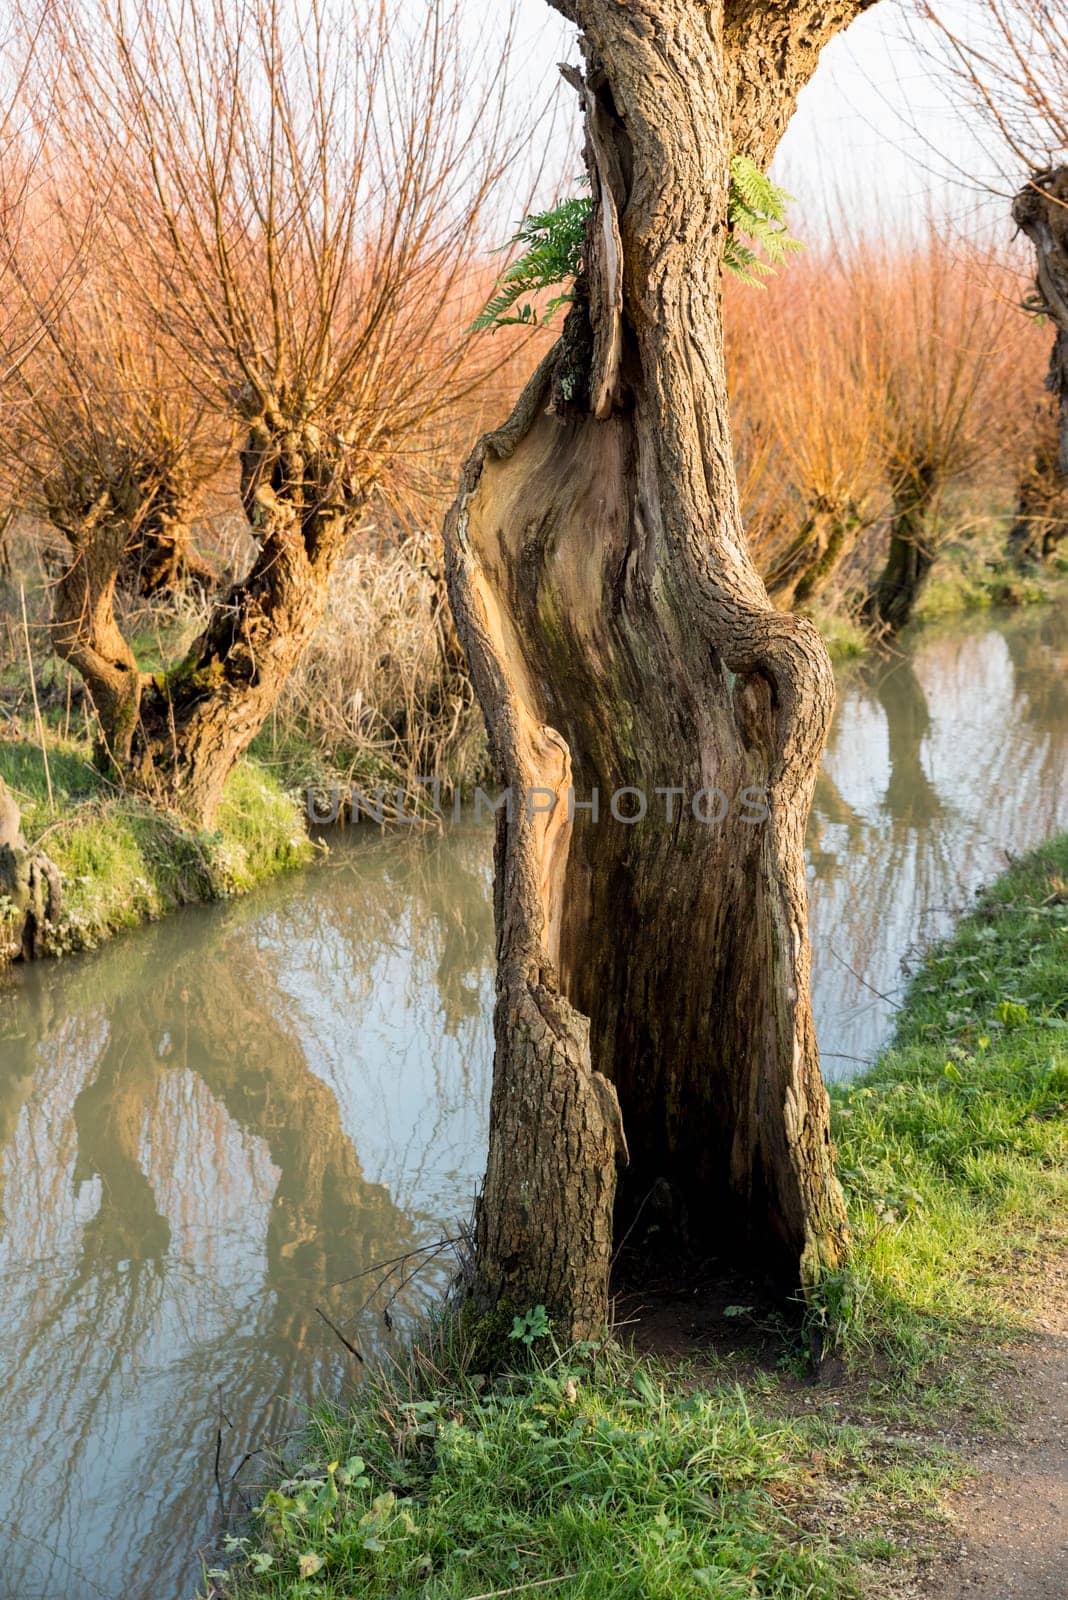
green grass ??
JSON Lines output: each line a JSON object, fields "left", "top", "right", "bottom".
{"left": 206, "top": 1343, "right": 939, "bottom": 1600}
{"left": 828, "top": 835, "right": 1067, "bottom": 1391}
{"left": 809, "top": 603, "right": 868, "bottom": 662}
{"left": 912, "top": 534, "right": 1058, "bottom": 623}
{"left": 0, "top": 733, "right": 315, "bottom": 953}
{"left": 207, "top": 839, "right": 1067, "bottom": 1600}
{"left": 911, "top": 565, "right": 1048, "bottom": 621}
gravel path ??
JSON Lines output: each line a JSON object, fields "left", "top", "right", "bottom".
{"left": 922, "top": 1272, "right": 1067, "bottom": 1600}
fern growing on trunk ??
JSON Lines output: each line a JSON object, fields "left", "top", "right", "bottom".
{"left": 475, "top": 156, "right": 800, "bottom": 331}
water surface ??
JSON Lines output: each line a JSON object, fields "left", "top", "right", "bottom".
{"left": 0, "top": 605, "right": 1065, "bottom": 1599}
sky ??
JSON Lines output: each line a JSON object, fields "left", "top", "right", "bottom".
{"left": 483, "top": 0, "right": 1025, "bottom": 246}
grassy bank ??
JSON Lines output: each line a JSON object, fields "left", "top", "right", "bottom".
{"left": 911, "top": 527, "right": 1065, "bottom": 624}
{"left": 205, "top": 835, "right": 1068, "bottom": 1600}
{"left": 0, "top": 732, "right": 314, "bottom": 955}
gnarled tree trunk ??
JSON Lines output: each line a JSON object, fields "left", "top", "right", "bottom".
{"left": 50, "top": 498, "right": 145, "bottom": 767}
{"left": 764, "top": 496, "right": 862, "bottom": 611}
{"left": 1010, "top": 171, "right": 1068, "bottom": 566}
{"left": 867, "top": 476, "right": 938, "bottom": 633}
{"left": 445, "top": 0, "right": 869, "bottom": 1343}
{"left": 0, "top": 774, "right": 61, "bottom": 963}
{"left": 1008, "top": 391, "right": 1068, "bottom": 565}
{"left": 127, "top": 425, "right": 358, "bottom": 824}
{"left": 122, "top": 505, "right": 216, "bottom": 598}
{"left": 1007, "top": 167, "right": 1068, "bottom": 568}
{"left": 48, "top": 421, "right": 359, "bottom": 825}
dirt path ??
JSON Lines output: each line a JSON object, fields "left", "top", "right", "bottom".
{"left": 621, "top": 1260, "right": 1067, "bottom": 1598}
{"left": 921, "top": 1274, "right": 1067, "bottom": 1600}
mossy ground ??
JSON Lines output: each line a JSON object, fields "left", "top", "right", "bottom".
{"left": 0, "top": 729, "right": 315, "bottom": 954}
{"left": 911, "top": 519, "right": 1066, "bottom": 624}
{"left": 205, "top": 836, "right": 1067, "bottom": 1600}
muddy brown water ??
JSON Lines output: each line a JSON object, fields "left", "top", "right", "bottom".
{"left": 0, "top": 607, "right": 1065, "bottom": 1600}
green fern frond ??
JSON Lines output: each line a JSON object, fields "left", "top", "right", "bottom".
{"left": 728, "top": 154, "right": 788, "bottom": 219}
{"left": 722, "top": 238, "right": 774, "bottom": 287}
{"left": 724, "top": 155, "right": 801, "bottom": 288}
{"left": 473, "top": 197, "right": 593, "bottom": 333}
{"left": 474, "top": 156, "right": 801, "bottom": 331}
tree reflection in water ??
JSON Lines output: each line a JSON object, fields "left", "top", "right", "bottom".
{"left": 809, "top": 609, "right": 1068, "bottom": 1073}
{"left": 0, "top": 828, "right": 493, "bottom": 1600}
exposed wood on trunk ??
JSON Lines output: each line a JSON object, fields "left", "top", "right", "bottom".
{"left": 447, "top": 0, "right": 872, "bottom": 1342}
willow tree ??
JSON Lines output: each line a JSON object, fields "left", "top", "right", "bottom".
{"left": 23, "top": 0, "right": 525, "bottom": 824}
{"left": 728, "top": 249, "right": 884, "bottom": 612}
{"left": 1008, "top": 173, "right": 1068, "bottom": 564}
{"left": 0, "top": 776, "right": 60, "bottom": 962}
{"left": 922, "top": 1, "right": 1068, "bottom": 567}
{"left": 864, "top": 230, "right": 1011, "bottom": 631}
{"left": 445, "top": 0, "right": 879, "bottom": 1343}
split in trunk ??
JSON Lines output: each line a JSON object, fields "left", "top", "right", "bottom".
{"left": 119, "top": 496, "right": 216, "bottom": 599}
{"left": 43, "top": 435, "right": 218, "bottom": 771}
{"left": 127, "top": 417, "right": 364, "bottom": 823}
{"left": 445, "top": 0, "right": 871, "bottom": 1345}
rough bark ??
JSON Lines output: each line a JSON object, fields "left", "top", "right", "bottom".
{"left": 46, "top": 458, "right": 214, "bottom": 762}
{"left": 119, "top": 420, "right": 358, "bottom": 822}
{"left": 0, "top": 774, "right": 61, "bottom": 963}
{"left": 50, "top": 498, "right": 146, "bottom": 767}
{"left": 1010, "top": 170, "right": 1068, "bottom": 566}
{"left": 1007, "top": 390, "right": 1067, "bottom": 567}
{"left": 48, "top": 419, "right": 359, "bottom": 824}
{"left": 446, "top": 0, "right": 870, "bottom": 1343}
{"left": 868, "top": 482, "right": 938, "bottom": 633}
{"left": 121, "top": 508, "right": 216, "bottom": 598}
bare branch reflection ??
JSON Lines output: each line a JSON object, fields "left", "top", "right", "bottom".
{"left": 0, "top": 828, "right": 493, "bottom": 1600}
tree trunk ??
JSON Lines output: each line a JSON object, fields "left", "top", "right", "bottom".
{"left": 1007, "top": 380, "right": 1068, "bottom": 567}
{"left": 0, "top": 774, "right": 61, "bottom": 963}
{"left": 1011, "top": 171, "right": 1068, "bottom": 566}
{"left": 0, "top": 507, "right": 12, "bottom": 578}
{"left": 49, "top": 423, "right": 357, "bottom": 825}
{"left": 764, "top": 498, "right": 860, "bottom": 611}
{"left": 122, "top": 510, "right": 217, "bottom": 598}
{"left": 445, "top": 0, "right": 868, "bottom": 1344}
{"left": 129, "top": 454, "right": 355, "bottom": 825}
{"left": 50, "top": 500, "right": 145, "bottom": 767}
{"left": 868, "top": 497, "right": 936, "bottom": 632}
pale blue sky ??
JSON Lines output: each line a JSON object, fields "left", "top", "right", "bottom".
{"left": 481, "top": 0, "right": 1023, "bottom": 244}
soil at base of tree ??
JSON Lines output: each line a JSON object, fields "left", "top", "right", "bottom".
{"left": 619, "top": 1253, "right": 1067, "bottom": 1600}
